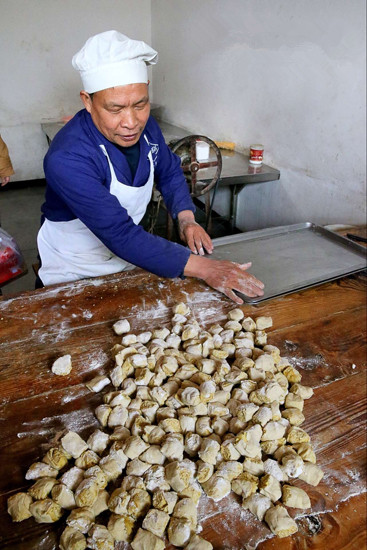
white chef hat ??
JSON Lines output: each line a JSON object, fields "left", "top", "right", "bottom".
{"left": 72, "top": 30, "right": 158, "bottom": 93}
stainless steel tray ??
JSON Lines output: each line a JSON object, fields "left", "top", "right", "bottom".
{"left": 209, "top": 222, "right": 367, "bottom": 303}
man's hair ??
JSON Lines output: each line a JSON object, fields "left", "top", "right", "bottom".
{"left": 89, "top": 93, "right": 94, "bottom": 101}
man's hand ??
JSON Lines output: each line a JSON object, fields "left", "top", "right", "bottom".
{"left": 184, "top": 255, "right": 264, "bottom": 304}
{"left": 178, "top": 210, "right": 213, "bottom": 256}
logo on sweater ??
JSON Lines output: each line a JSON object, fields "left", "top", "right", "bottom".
{"left": 148, "top": 141, "right": 159, "bottom": 167}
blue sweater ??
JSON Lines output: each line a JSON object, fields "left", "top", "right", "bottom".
{"left": 42, "top": 110, "right": 194, "bottom": 278}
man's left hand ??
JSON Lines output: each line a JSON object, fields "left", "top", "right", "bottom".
{"left": 178, "top": 210, "right": 213, "bottom": 256}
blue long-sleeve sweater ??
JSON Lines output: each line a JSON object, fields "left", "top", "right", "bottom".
{"left": 41, "top": 110, "right": 194, "bottom": 278}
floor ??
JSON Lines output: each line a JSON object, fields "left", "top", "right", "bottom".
{"left": 0, "top": 180, "right": 236, "bottom": 298}
{"left": 0, "top": 180, "right": 45, "bottom": 297}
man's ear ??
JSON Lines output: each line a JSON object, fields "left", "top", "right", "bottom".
{"left": 80, "top": 91, "right": 92, "bottom": 113}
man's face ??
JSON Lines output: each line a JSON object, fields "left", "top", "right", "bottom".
{"left": 81, "top": 83, "right": 150, "bottom": 147}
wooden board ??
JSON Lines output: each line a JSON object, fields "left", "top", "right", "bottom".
{"left": 0, "top": 268, "right": 366, "bottom": 549}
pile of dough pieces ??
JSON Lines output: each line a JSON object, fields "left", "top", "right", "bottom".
{"left": 8, "top": 303, "right": 324, "bottom": 549}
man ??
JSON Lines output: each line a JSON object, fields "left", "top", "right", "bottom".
{"left": 38, "top": 30, "right": 264, "bottom": 303}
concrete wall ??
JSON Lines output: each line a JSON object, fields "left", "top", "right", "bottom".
{"left": 151, "top": 0, "right": 366, "bottom": 228}
{"left": 0, "top": 0, "right": 151, "bottom": 181}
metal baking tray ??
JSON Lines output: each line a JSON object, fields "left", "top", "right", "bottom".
{"left": 209, "top": 222, "right": 367, "bottom": 303}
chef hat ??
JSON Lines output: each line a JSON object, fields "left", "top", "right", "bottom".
{"left": 72, "top": 30, "right": 158, "bottom": 93}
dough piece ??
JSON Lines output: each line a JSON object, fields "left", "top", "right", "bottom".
{"left": 221, "top": 440, "right": 241, "bottom": 461}
{"left": 153, "top": 490, "right": 178, "bottom": 514}
{"left": 286, "top": 426, "right": 310, "bottom": 444}
{"left": 184, "top": 535, "right": 213, "bottom": 550}
{"left": 160, "top": 417, "right": 182, "bottom": 433}
{"left": 25, "top": 462, "right": 58, "bottom": 480}
{"left": 282, "top": 408, "right": 305, "bottom": 426}
{"left": 212, "top": 417, "right": 229, "bottom": 437}
{"left": 264, "top": 504, "right": 298, "bottom": 538}
{"left": 144, "top": 465, "right": 170, "bottom": 492}
{"left": 216, "top": 460, "right": 243, "bottom": 482}
{"left": 282, "top": 485, "right": 311, "bottom": 509}
{"left": 173, "top": 497, "right": 197, "bottom": 530}
{"left": 293, "top": 442, "right": 316, "bottom": 463}
{"left": 243, "top": 457, "right": 265, "bottom": 476}
{"left": 126, "top": 457, "right": 151, "bottom": 476}
{"left": 179, "top": 480, "right": 203, "bottom": 505}
{"left": 61, "top": 432, "right": 88, "bottom": 459}
{"left": 59, "top": 526, "right": 87, "bottom": 550}
{"left": 261, "top": 421, "right": 287, "bottom": 442}
{"left": 161, "top": 433, "right": 185, "bottom": 461}
{"left": 75, "top": 479, "right": 99, "bottom": 508}
{"left": 255, "top": 316, "right": 273, "bottom": 330}
{"left": 285, "top": 393, "right": 304, "bottom": 411}
{"left": 196, "top": 417, "right": 213, "bottom": 437}
{"left": 92, "top": 490, "right": 110, "bottom": 516}
{"left": 259, "top": 474, "right": 282, "bottom": 502}
{"left": 84, "top": 466, "right": 109, "bottom": 489}
{"left": 52, "top": 354, "right": 72, "bottom": 376}
{"left": 242, "top": 493, "right": 273, "bottom": 521}
{"left": 95, "top": 404, "right": 112, "bottom": 427}
{"left": 131, "top": 528, "right": 165, "bottom": 550}
{"left": 107, "top": 513, "right": 135, "bottom": 542}
{"left": 66, "top": 507, "right": 95, "bottom": 534}
{"left": 202, "top": 475, "right": 231, "bottom": 501}
{"left": 87, "top": 524, "right": 114, "bottom": 550}
{"left": 254, "top": 354, "right": 275, "bottom": 372}
{"left": 298, "top": 462, "right": 324, "bottom": 486}
{"left": 142, "top": 508, "right": 170, "bottom": 537}
{"left": 28, "top": 477, "right": 59, "bottom": 500}
{"left": 236, "top": 403, "right": 259, "bottom": 422}
{"left": 283, "top": 365, "right": 302, "bottom": 384}
{"left": 168, "top": 516, "right": 192, "bottom": 547}
{"left": 43, "top": 447, "right": 70, "bottom": 470}
{"left": 127, "top": 488, "right": 151, "bottom": 519}
{"left": 60, "top": 467, "right": 84, "bottom": 491}
{"left": 255, "top": 330, "right": 267, "bottom": 346}
{"left": 87, "top": 430, "right": 110, "bottom": 454}
{"left": 290, "top": 383, "right": 314, "bottom": 400}
{"left": 165, "top": 460, "right": 195, "bottom": 492}
{"left": 263, "top": 458, "right": 288, "bottom": 482}
{"left": 113, "top": 319, "right": 130, "bottom": 335}
{"left": 122, "top": 333, "right": 137, "bottom": 346}
{"left": 108, "top": 488, "right": 130, "bottom": 514}
{"left": 75, "top": 449, "right": 100, "bottom": 469}
{"left": 7, "top": 492, "right": 33, "bottom": 522}
{"left": 123, "top": 435, "right": 149, "bottom": 459}
{"left": 196, "top": 460, "right": 214, "bottom": 484}
{"left": 198, "top": 438, "right": 220, "bottom": 465}
{"left": 253, "top": 406, "right": 273, "bottom": 427}
{"left": 85, "top": 375, "right": 110, "bottom": 392}
{"left": 231, "top": 472, "right": 258, "bottom": 498}
{"left": 29, "top": 498, "right": 63, "bottom": 523}
{"left": 180, "top": 415, "right": 197, "bottom": 434}
{"left": 137, "top": 331, "right": 152, "bottom": 343}
{"left": 184, "top": 432, "right": 202, "bottom": 457}
{"left": 139, "top": 445, "right": 165, "bottom": 465}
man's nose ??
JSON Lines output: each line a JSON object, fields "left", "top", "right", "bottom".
{"left": 120, "top": 108, "right": 138, "bottom": 129}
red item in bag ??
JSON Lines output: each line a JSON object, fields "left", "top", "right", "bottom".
{"left": 0, "top": 229, "right": 25, "bottom": 285}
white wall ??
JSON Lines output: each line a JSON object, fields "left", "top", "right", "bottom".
{"left": 0, "top": 0, "right": 151, "bottom": 181}
{"left": 151, "top": 0, "right": 366, "bottom": 228}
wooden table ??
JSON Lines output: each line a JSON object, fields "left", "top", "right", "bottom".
{"left": 0, "top": 265, "right": 366, "bottom": 549}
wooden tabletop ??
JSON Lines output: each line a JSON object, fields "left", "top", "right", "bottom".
{"left": 0, "top": 266, "right": 366, "bottom": 549}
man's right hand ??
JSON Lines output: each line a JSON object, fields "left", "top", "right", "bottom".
{"left": 183, "top": 255, "right": 264, "bottom": 304}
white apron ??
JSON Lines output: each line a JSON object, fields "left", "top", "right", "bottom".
{"left": 38, "top": 138, "right": 154, "bottom": 285}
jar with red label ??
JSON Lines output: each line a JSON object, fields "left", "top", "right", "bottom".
{"left": 249, "top": 144, "right": 264, "bottom": 165}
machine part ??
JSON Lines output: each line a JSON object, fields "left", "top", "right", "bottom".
{"left": 170, "top": 135, "right": 222, "bottom": 198}
{"left": 169, "top": 135, "right": 223, "bottom": 236}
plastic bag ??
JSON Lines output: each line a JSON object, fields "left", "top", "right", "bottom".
{"left": 0, "top": 228, "right": 25, "bottom": 285}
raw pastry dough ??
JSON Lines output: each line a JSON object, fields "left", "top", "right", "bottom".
{"left": 52, "top": 354, "right": 72, "bottom": 376}
{"left": 131, "top": 528, "right": 165, "bottom": 550}
{"left": 59, "top": 526, "right": 87, "bottom": 550}
{"left": 7, "top": 492, "right": 33, "bottom": 522}
{"left": 264, "top": 504, "right": 298, "bottom": 538}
